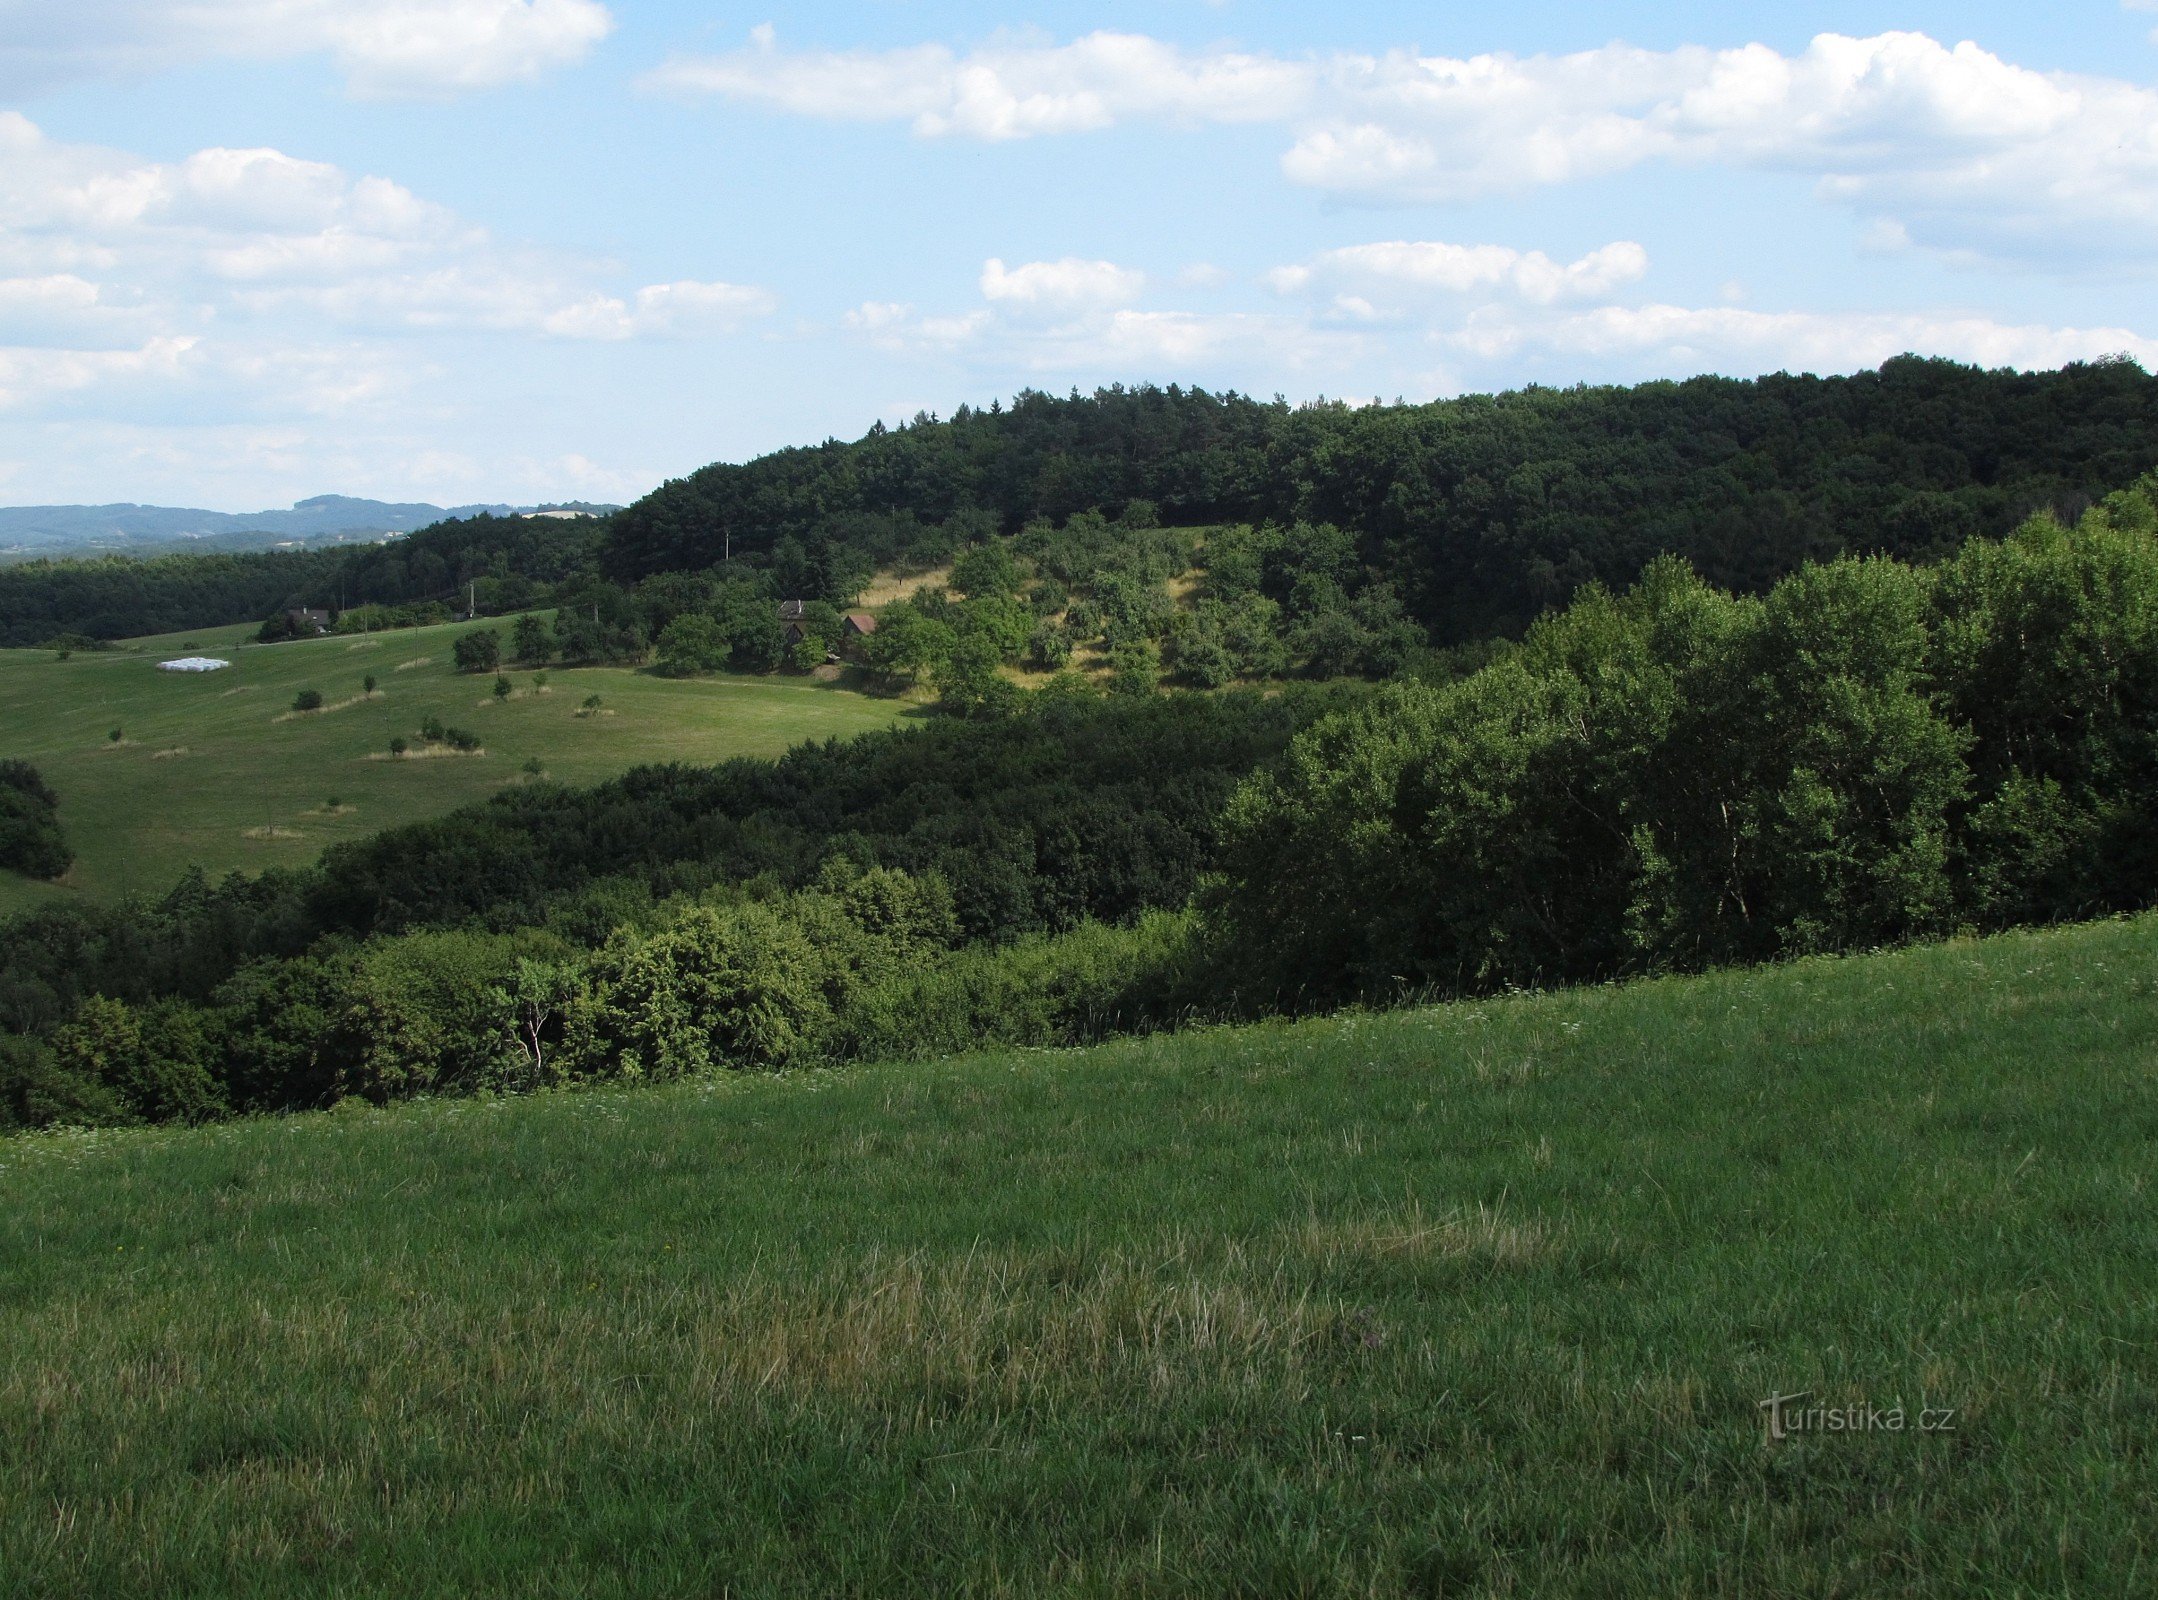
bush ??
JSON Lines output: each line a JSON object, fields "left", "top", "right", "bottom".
{"left": 835, "top": 911, "right": 1201, "bottom": 1062}
{"left": 47, "top": 995, "right": 225, "bottom": 1125}
{"left": 512, "top": 613, "right": 553, "bottom": 665}
{"left": 655, "top": 613, "right": 729, "bottom": 676}
{"left": 564, "top": 902, "right": 833, "bottom": 1078}
{"left": 445, "top": 727, "right": 482, "bottom": 753}
{"left": 0, "top": 1031, "right": 124, "bottom": 1132}
{"left": 0, "top": 760, "right": 71, "bottom": 880}
{"left": 452, "top": 629, "right": 501, "bottom": 674}
{"left": 292, "top": 688, "right": 324, "bottom": 712}
{"left": 389, "top": 737, "right": 408, "bottom": 757}
{"left": 420, "top": 714, "right": 446, "bottom": 742}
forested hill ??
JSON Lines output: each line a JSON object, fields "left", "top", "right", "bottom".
{"left": 5, "top": 357, "right": 2156, "bottom": 649}
{"left": 606, "top": 355, "right": 2158, "bottom": 641}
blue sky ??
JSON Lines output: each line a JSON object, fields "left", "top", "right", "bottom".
{"left": 2, "top": 2, "right": 2155, "bottom": 509}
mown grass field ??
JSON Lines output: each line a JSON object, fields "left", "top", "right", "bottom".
{"left": 0, "top": 616, "right": 915, "bottom": 917}
{"left": 3, "top": 916, "right": 2153, "bottom": 1596}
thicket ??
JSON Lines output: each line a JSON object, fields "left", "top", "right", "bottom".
{"left": 0, "top": 761, "right": 71, "bottom": 881}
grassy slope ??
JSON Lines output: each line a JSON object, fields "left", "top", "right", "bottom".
{"left": 4, "top": 917, "right": 2154, "bottom": 1596}
{"left": 0, "top": 616, "right": 915, "bottom": 917}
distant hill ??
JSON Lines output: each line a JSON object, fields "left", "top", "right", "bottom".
{"left": 0, "top": 496, "right": 620, "bottom": 561}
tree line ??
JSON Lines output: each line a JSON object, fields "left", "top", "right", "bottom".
{"left": 0, "top": 514, "right": 601, "bottom": 647}
{"left": 1209, "top": 473, "right": 2158, "bottom": 1006}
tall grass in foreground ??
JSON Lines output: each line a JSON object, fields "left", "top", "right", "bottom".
{"left": 3, "top": 916, "right": 2155, "bottom": 1596}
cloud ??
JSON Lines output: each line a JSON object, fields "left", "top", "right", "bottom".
{"left": 540, "top": 280, "right": 777, "bottom": 340}
{"left": 648, "top": 28, "right": 1307, "bottom": 139}
{"left": 0, "top": 335, "right": 198, "bottom": 410}
{"left": 842, "top": 300, "right": 990, "bottom": 354}
{"left": 980, "top": 256, "right": 1144, "bottom": 309}
{"left": 0, "top": 0, "right": 614, "bottom": 100}
{"left": 0, "top": 115, "right": 773, "bottom": 416}
{"left": 1269, "top": 240, "right": 1649, "bottom": 304}
{"left": 657, "top": 28, "right": 2158, "bottom": 266}
{"left": 1438, "top": 302, "right": 2158, "bottom": 383}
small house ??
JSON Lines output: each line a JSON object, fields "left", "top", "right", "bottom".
{"left": 840, "top": 612, "right": 878, "bottom": 661}
{"left": 286, "top": 607, "right": 332, "bottom": 635}
{"left": 778, "top": 599, "right": 808, "bottom": 624}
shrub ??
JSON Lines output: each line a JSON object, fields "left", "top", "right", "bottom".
{"left": 452, "top": 629, "right": 501, "bottom": 674}
{"left": 493, "top": 675, "right": 512, "bottom": 701}
{"left": 0, "top": 1031, "right": 124, "bottom": 1132}
{"left": 292, "top": 688, "right": 324, "bottom": 712}
{"left": 564, "top": 902, "right": 833, "bottom": 1078}
{"left": 330, "top": 928, "right": 568, "bottom": 1101}
{"left": 445, "top": 727, "right": 482, "bottom": 752}
{"left": 363, "top": 674, "right": 378, "bottom": 695}
{"left": 835, "top": 911, "right": 1201, "bottom": 1062}
{"left": 0, "top": 760, "right": 72, "bottom": 880}
{"left": 46, "top": 995, "right": 225, "bottom": 1125}
{"left": 389, "top": 737, "right": 408, "bottom": 757}
{"left": 655, "top": 613, "right": 730, "bottom": 677}
{"left": 420, "top": 714, "right": 446, "bottom": 742}
{"left": 511, "top": 613, "right": 552, "bottom": 665}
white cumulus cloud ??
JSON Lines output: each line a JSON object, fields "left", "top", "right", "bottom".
{"left": 655, "top": 28, "right": 2158, "bottom": 267}
{"left": 0, "top": 115, "right": 773, "bottom": 416}
{"left": 1270, "top": 240, "right": 1649, "bottom": 305}
{"left": 980, "top": 256, "right": 1145, "bottom": 309}
{"left": 648, "top": 28, "right": 1307, "bottom": 140}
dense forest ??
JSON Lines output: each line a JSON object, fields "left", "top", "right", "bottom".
{"left": 5, "top": 473, "right": 2158, "bottom": 1131}
{"left": 607, "top": 356, "right": 2158, "bottom": 640}
{"left": 5, "top": 358, "right": 2156, "bottom": 651}
{"left": 0, "top": 547, "right": 350, "bottom": 648}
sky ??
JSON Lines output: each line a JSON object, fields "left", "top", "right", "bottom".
{"left": 1, "top": 3, "right": 2155, "bottom": 511}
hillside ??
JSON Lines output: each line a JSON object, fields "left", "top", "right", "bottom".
{"left": 606, "top": 356, "right": 2158, "bottom": 641}
{"left": 3, "top": 914, "right": 2152, "bottom": 1596}
{"left": 0, "top": 615, "right": 913, "bottom": 918}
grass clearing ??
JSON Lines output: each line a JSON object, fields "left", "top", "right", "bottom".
{"left": 0, "top": 615, "right": 918, "bottom": 915}
{"left": 3, "top": 915, "right": 2153, "bottom": 1594}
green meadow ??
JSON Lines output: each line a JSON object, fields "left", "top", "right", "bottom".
{"left": 0, "top": 616, "right": 914, "bottom": 917}
{"left": 3, "top": 913, "right": 2152, "bottom": 1596}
